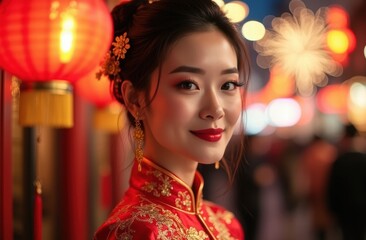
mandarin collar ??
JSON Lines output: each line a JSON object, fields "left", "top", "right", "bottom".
{"left": 129, "top": 157, "right": 204, "bottom": 213}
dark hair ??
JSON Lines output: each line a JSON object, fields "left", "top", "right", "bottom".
{"left": 110, "top": 0, "right": 250, "bottom": 182}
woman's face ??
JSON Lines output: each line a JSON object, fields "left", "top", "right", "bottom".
{"left": 141, "top": 30, "right": 243, "bottom": 170}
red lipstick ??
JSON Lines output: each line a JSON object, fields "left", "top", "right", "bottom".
{"left": 191, "top": 128, "right": 223, "bottom": 142}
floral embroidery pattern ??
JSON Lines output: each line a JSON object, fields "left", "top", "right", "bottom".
{"left": 142, "top": 170, "right": 173, "bottom": 197}
{"left": 217, "top": 211, "right": 234, "bottom": 225}
{"left": 175, "top": 191, "right": 192, "bottom": 211}
{"left": 94, "top": 160, "right": 242, "bottom": 240}
{"left": 100, "top": 196, "right": 208, "bottom": 240}
{"left": 206, "top": 207, "right": 235, "bottom": 240}
{"left": 186, "top": 227, "right": 209, "bottom": 240}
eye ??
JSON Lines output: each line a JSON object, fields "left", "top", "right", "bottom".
{"left": 176, "top": 80, "right": 199, "bottom": 90}
{"left": 221, "top": 81, "right": 244, "bottom": 91}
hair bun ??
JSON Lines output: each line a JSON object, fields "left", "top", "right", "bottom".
{"left": 111, "top": 0, "right": 148, "bottom": 34}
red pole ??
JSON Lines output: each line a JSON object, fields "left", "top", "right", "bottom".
{"left": 110, "top": 133, "right": 123, "bottom": 205}
{"left": 0, "top": 71, "right": 13, "bottom": 240}
{"left": 60, "top": 94, "right": 89, "bottom": 240}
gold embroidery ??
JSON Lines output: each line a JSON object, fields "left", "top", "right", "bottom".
{"left": 206, "top": 207, "right": 235, "bottom": 240}
{"left": 175, "top": 191, "right": 192, "bottom": 211}
{"left": 160, "top": 176, "right": 172, "bottom": 197}
{"left": 142, "top": 170, "right": 173, "bottom": 197}
{"left": 104, "top": 196, "right": 208, "bottom": 240}
{"left": 95, "top": 160, "right": 242, "bottom": 240}
{"left": 218, "top": 211, "right": 234, "bottom": 225}
{"left": 186, "top": 227, "right": 209, "bottom": 240}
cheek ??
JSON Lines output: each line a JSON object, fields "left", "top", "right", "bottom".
{"left": 149, "top": 94, "right": 195, "bottom": 125}
{"left": 225, "top": 97, "right": 242, "bottom": 126}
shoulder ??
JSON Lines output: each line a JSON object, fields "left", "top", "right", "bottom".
{"left": 203, "top": 200, "right": 239, "bottom": 224}
{"left": 93, "top": 196, "right": 158, "bottom": 240}
{"left": 331, "top": 152, "right": 366, "bottom": 173}
{"left": 94, "top": 196, "right": 189, "bottom": 240}
{"left": 202, "top": 200, "right": 244, "bottom": 240}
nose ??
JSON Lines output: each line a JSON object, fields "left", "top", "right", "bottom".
{"left": 199, "top": 91, "right": 224, "bottom": 120}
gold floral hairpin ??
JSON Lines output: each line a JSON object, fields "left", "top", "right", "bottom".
{"left": 96, "top": 32, "right": 130, "bottom": 80}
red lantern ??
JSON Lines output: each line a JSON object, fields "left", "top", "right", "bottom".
{"left": 75, "top": 68, "right": 126, "bottom": 132}
{"left": 76, "top": 67, "right": 114, "bottom": 108}
{"left": 0, "top": 0, "right": 113, "bottom": 127}
{"left": 326, "top": 5, "right": 356, "bottom": 66}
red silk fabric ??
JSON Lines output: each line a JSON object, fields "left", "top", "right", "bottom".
{"left": 94, "top": 158, "right": 244, "bottom": 240}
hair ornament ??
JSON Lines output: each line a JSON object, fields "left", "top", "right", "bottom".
{"left": 112, "top": 32, "right": 130, "bottom": 60}
{"left": 96, "top": 32, "right": 130, "bottom": 80}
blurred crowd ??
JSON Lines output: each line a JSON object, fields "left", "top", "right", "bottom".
{"left": 201, "top": 123, "right": 366, "bottom": 240}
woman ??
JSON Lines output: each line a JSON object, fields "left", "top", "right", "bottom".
{"left": 94, "top": 0, "right": 250, "bottom": 239}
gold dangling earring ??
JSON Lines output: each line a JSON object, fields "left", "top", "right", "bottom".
{"left": 215, "top": 161, "right": 220, "bottom": 169}
{"left": 134, "top": 115, "right": 144, "bottom": 172}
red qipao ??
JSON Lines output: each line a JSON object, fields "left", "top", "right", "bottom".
{"left": 94, "top": 158, "right": 244, "bottom": 240}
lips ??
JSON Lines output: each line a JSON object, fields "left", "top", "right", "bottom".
{"left": 190, "top": 128, "right": 223, "bottom": 142}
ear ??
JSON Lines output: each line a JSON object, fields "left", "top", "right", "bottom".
{"left": 121, "top": 80, "right": 145, "bottom": 119}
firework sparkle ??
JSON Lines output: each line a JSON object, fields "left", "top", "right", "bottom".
{"left": 254, "top": 0, "right": 343, "bottom": 96}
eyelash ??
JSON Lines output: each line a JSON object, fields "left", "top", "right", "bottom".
{"left": 222, "top": 81, "right": 245, "bottom": 90}
{"left": 176, "top": 80, "right": 199, "bottom": 90}
{"left": 176, "top": 80, "right": 244, "bottom": 91}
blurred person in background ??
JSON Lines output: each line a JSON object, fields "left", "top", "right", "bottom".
{"left": 300, "top": 136, "right": 337, "bottom": 240}
{"left": 327, "top": 123, "right": 366, "bottom": 240}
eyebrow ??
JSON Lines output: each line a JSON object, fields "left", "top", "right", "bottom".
{"left": 221, "top": 67, "right": 239, "bottom": 75}
{"left": 169, "top": 65, "right": 238, "bottom": 75}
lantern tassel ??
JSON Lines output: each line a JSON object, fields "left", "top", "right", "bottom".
{"left": 93, "top": 103, "right": 125, "bottom": 133}
{"left": 19, "top": 81, "right": 73, "bottom": 128}
{"left": 34, "top": 180, "right": 42, "bottom": 240}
